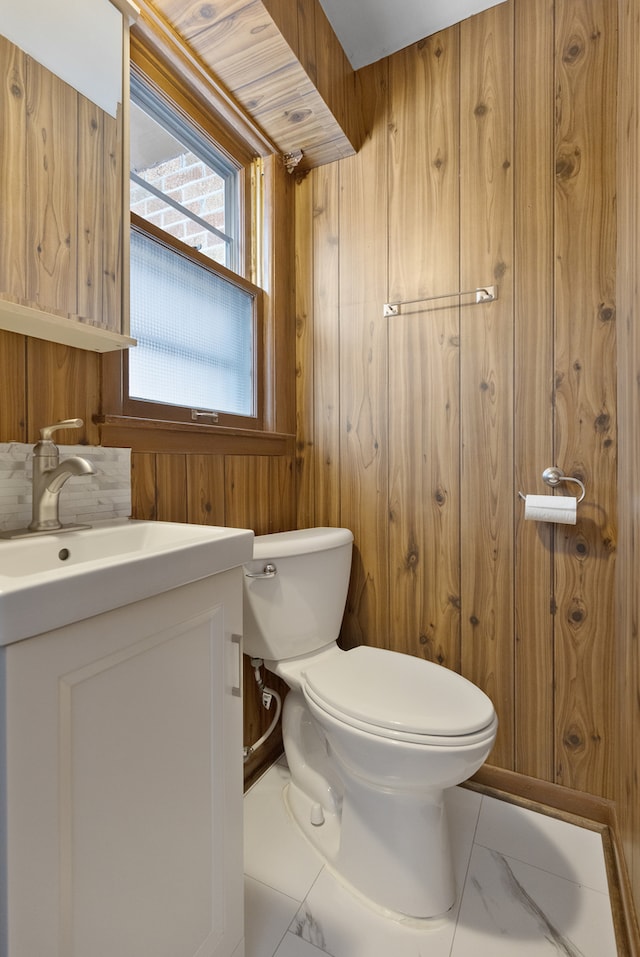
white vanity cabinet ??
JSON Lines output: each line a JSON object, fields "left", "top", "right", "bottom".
{"left": 1, "top": 568, "right": 245, "bottom": 957}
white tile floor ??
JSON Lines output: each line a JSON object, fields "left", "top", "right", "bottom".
{"left": 244, "top": 760, "right": 618, "bottom": 957}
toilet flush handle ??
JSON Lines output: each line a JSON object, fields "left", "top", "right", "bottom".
{"left": 244, "top": 562, "right": 278, "bottom": 579}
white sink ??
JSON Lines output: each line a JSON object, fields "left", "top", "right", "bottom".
{"left": 0, "top": 519, "right": 254, "bottom": 645}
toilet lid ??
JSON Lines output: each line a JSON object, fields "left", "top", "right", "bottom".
{"left": 304, "top": 646, "right": 495, "bottom": 737}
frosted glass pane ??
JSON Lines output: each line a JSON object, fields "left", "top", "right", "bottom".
{"left": 129, "top": 230, "right": 254, "bottom": 416}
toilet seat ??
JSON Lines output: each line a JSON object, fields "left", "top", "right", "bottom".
{"left": 303, "top": 646, "right": 497, "bottom": 745}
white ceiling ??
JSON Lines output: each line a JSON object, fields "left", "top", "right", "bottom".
{"left": 317, "top": 0, "right": 507, "bottom": 69}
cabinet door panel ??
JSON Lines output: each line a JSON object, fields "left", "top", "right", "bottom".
{"left": 61, "top": 610, "right": 225, "bottom": 956}
{"left": 3, "top": 573, "right": 243, "bottom": 957}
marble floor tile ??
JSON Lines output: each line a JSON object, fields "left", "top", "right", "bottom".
{"left": 289, "top": 864, "right": 459, "bottom": 957}
{"left": 244, "top": 763, "right": 324, "bottom": 901}
{"left": 450, "top": 844, "right": 617, "bottom": 956}
{"left": 474, "top": 795, "right": 610, "bottom": 893}
{"left": 245, "top": 876, "right": 302, "bottom": 957}
{"left": 273, "top": 931, "right": 330, "bottom": 957}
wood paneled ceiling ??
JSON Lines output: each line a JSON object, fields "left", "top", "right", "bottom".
{"left": 134, "top": 0, "right": 362, "bottom": 171}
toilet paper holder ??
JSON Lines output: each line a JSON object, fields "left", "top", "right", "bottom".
{"left": 518, "top": 467, "right": 586, "bottom": 503}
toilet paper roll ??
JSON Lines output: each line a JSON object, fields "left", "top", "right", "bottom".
{"left": 524, "top": 494, "right": 577, "bottom": 525}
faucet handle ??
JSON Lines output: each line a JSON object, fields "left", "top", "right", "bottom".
{"left": 39, "top": 418, "right": 84, "bottom": 441}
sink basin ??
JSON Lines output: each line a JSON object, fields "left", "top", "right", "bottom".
{"left": 0, "top": 519, "right": 254, "bottom": 645}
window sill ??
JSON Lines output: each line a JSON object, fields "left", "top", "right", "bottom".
{"left": 97, "top": 414, "right": 295, "bottom": 456}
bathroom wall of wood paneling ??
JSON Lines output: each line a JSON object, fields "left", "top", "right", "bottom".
{"left": 617, "top": 0, "right": 640, "bottom": 913}
{"left": 2, "top": 0, "right": 639, "bottom": 920}
{"left": 295, "top": 0, "right": 622, "bottom": 819}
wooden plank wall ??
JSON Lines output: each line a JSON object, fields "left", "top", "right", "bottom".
{"left": 616, "top": 0, "right": 640, "bottom": 915}
{"left": 296, "top": 0, "right": 619, "bottom": 807}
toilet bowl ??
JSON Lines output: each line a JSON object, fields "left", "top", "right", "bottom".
{"left": 243, "top": 527, "right": 498, "bottom": 919}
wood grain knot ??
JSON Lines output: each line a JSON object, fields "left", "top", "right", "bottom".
{"left": 448, "top": 594, "right": 461, "bottom": 610}
{"left": 568, "top": 599, "right": 586, "bottom": 625}
{"left": 469, "top": 615, "right": 480, "bottom": 626}
{"left": 434, "top": 486, "right": 446, "bottom": 506}
{"left": 562, "top": 37, "right": 584, "bottom": 64}
{"left": 594, "top": 412, "right": 611, "bottom": 433}
{"left": 564, "top": 729, "right": 583, "bottom": 751}
{"left": 598, "top": 303, "right": 615, "bottom": 323}
{"left": 556, "top": 148, "right": 581, "bottom": 180}
{"left": 405, "top": 546, "right": 419, "bottom": 569}
{"left": 286, "top": 109, "right": 312, "bottom": 125}
{"left": 10, "top": 81, "right": 23, "bottom": 99}
{"left": 474, "top": 102, "right": 488, "bottom": 117}
{"left": 199, "top": 4, "right": 216, "bottom": 19}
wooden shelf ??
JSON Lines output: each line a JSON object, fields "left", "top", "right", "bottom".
{"left": 0, "top": 296, "right": 136, "bottom": 353}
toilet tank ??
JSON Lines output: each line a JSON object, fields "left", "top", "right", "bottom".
{"left": 243, "top": 527, "right": 353, "bottom": 662}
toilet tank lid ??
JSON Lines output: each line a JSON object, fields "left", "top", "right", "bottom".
{"left": 253, "top": 527, "right": 353, "bottom": 559}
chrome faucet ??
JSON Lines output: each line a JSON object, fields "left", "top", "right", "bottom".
{"left": 28, "top": 419, "right": 96, "bottom": 533}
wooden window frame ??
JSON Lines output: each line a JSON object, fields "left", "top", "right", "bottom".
{"left": 101, "top": 30, "right": 298, "bottom": 453}
{"left": 125, "top": 214, "right": 264, "bottom": 431}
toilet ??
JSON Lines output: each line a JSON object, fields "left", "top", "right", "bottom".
{"left": 243, "top": 527, "right": 498, "bottom": 919}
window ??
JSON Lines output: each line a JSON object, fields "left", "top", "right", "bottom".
{"left": 124, "top": 69, "right": 263, "bottom": 429}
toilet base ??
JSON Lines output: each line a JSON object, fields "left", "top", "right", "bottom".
{"left": 283, "top": 774, "right": 456, "bottom": 920}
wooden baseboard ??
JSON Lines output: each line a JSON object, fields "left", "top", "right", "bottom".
{"left": 468, "top": 766, "right": 640, "bottom": 957}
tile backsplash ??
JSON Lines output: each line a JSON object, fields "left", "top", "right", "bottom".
{"left": 0, "top": 444, "right": 131, "bottom": 532}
